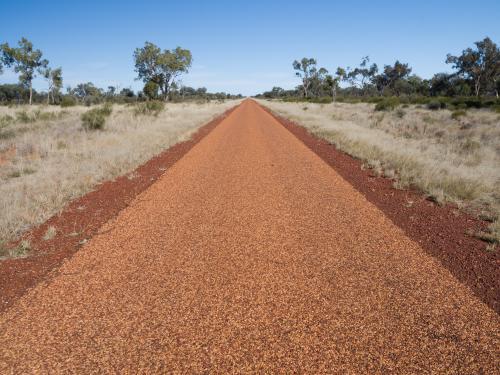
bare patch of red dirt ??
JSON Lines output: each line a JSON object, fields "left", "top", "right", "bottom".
{"left": 0, "top": 145, "right": 16, "bottom": 166}
{"left": 0, "top": 105, "right": 239, "bottom": 313}
{"left": 262, "top": 105, "right": 499, "bottom": 314}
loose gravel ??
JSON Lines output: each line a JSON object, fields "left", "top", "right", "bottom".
{"left": 0, "top": 100, "right": 498, "bottom": 372}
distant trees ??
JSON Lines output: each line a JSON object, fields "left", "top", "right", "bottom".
{"left": 276, "top": 37, "right": 499, "bottom": 101}
{"left": 0, "top": 38, "right": 242, "bottom": 105}
{"left": 70, "top": 82, "right": 102, "bottom": 103}
{"left": 1, "top": 38, "right": 48, "bottom": 105}
{"left": 446, "top": 37, "right": 499, "bottom": 97}
{"left": 42, "top": 67, "right": 62, "bottom": 104}
{"left": 133, "top": 42, "right": 192, "bottom": 101}
{"left": 292, "top": 58, "right": 328, "bottom": 98}
{"left": 346, "top": 56, "right": 378, "bottom": 95}
{"left": 372, "top": 60, "right": 412, "bottom": 96}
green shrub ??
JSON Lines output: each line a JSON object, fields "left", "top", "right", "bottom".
{"left": 309, "top": 96, "right": 333, "bottom": 104}
{"left": 100, "top": 102, "right": 113, "bottom": 116}
{"left": 0, "top": 114, "right": 14, "bottom": 127}
{"left": 81, "top": 104, "right": 113, "bottom": 130}
{"left": 60, "top": 96, "right": 77, "bottom": 107}
{"left": 38, "top": 111, "right": 58, "bottom": 122}
{"left": 15, "top": 110, "right": 35, "bottom": 123}
{"left": 133, "top": 100, "right": 165, "bottom": 116}
{"left": 374, "top": 97, "right": 399, "bottom": 111}
{"left": 427, "top": 100, "right": 441, "bottom": 110}
{"left": 451, "top": 109, "right": 467, "bottom": 119}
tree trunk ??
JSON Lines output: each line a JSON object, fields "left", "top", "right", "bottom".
{"left": 47, "top": 90, "right": 50, "bottom": 105}
{"left": 475, "top": 75, "right": 481, "bottom": 97}
{"left": 29, "top": 83, "right": 33, "bottom": 105}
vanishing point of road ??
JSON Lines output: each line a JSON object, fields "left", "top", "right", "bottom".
{"left": 0, "top": 100, "right": 498, "bottom": 372}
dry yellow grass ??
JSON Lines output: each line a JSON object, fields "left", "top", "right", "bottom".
{"left": 0, "top": 100, "right": 241, "bottom": 245}
{"left": 259, "top": 99, "right": 500, "bottom": 244}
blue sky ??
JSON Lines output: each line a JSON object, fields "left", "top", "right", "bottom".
{"left": 1, "top": 0, "right": 499, "bottom": 96}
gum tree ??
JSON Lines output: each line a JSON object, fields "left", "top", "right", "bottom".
{"left": 42, "top": 67, "right": 63, "bottom": 104}
{"left": 293, "top": 58, "right": 320, "bottom": 98}
{"left": 133, "top": 42, "right": 192, "bottom": 101}
{"left": 446, "top": 37, "right": 500, "bottom": 97}
{"left": 1, "top": 38, "right": 48, "bottom": 105}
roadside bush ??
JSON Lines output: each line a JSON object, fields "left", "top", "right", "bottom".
{"left": 451, "top": 109, "right": 467, "bottom": 119}
{"left": 15, "top": 110, "right": 36, "bottom": 123}
{"left": 81, "top": 103, "right": 112, "bottom": 130}
{"left": 0, "top": 114, "right": 14, "bottom": 127}
{"left": 427, "top": 100, "right": 441, "bottom": 110}
{"left": 134, "top": 100, "right": 165, "bottom": 116}
{"left": 374, "top": 97, "right": 399, "bottom": 111}
{"left": 60, "top": 96, "right": 77, "bottom": 107}
{"left": 310, "top": 97, "right": 333, "bottom": 104}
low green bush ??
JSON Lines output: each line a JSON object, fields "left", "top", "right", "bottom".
{"left": 15, "top": 110, "right": 35, "bottom": 123}
{"left": 451, "top": 109, "right": 467, "bottom": 119}
{"left": 0, "top": 114, "right": 14, "bottom": 127}
{"left": 427, "top": 100, "right": 441, "bottom": 110}
{"left": 374, "top": 97, "right": 399, "bottom": 111}
{"left": 133, "top": 100, "right": 165, "bottom": 116}
{"left": 60, "top": 96, "right": 77, "bottom": 107}
{"left": 81, "top": 103, "right": 112, "bottom": 130}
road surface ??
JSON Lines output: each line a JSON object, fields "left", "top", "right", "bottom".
{"left": 0, "top": 100, "right": 498, "bottom": 372}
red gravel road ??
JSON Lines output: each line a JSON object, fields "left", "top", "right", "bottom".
{"left": 0, "top": 100, "right": 498, "bottom": 372}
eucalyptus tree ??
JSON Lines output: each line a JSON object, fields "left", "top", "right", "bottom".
{"left": 42, "top": 67, "right": 63, "bottom": 104}
{"left": 373, "top": 61, "right": 412, "bottom": 95}
{"left": 1, "top": 38, "right": 48, "bottom": 105}
{"left": 133, "top": 42, "right": 192, "bottom": 101}
{"left": 347, "top": 56, "right": 378, "bottom": 95}
{"left": 446, "top": 37, "right": 499, "bottom": 97}
{"left": 293, "top": 58, "right": 321, "bottom": 98}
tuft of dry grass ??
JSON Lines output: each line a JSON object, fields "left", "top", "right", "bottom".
{"left": 0, "top": 240, "right": 31, "bottom": 259}
{"left": 0, "top": 100, "right": 241, "bottom": 247}
{"left": 43, "top": 226, "right": 57, "bottom": 241}
{"left": 259, "top": 99, "right": 500, "bottom": 243}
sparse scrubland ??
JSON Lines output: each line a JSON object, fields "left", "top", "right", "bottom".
{"left": 259, "top": 99, "right": 500, "bottom": 245}
{"left": 0, "top": 100, "right": 240, "bottom": 250}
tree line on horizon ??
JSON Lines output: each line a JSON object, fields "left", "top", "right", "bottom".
{"left": 257, "top": 37, "right": 499, "bottom": 105}
{"left": 0, "top": 38, "right": 242, "bottom": 106}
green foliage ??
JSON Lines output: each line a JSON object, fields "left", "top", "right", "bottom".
{"left": 42, "top": 66, "right": 63, "bottom": 104}
{"left": 427, "top": 100, "right": 441, "bottom": 110}
{"left": 1, "top": 38, "right": 48, "bottom": 105}
{"left": 0, "top": 114, "right": 14, "bottom": 127}
{"left": 134, "top": 42, "right": 192, "bottom": 100}
{"left": 446, "top": 37, "right": 500, "bottom": 97}
{"left": 134, "top": 100, "right": 165, "bottom": 116}
{"left": 282, "top": 96, "right": 332, "bottom": 104}
{"left": 81, "top": 103, "right": 112, "bottom": 130}
{"left": 451, "top": 109, "right": 467, "bottom": 119}
{"left": 292, "top": 57, "right": 329, "bottom": 98}
{"left": 143, "top": 81, "right": 159, "bottom": 100}
{"left": 15, "top": 110, "right": 35, "bottom": 123}
{"left": 374, "top": 97, "right": 399, "bottom": 111}
{"left": 60, "top": 96, "right": 77, "bottom": 107}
